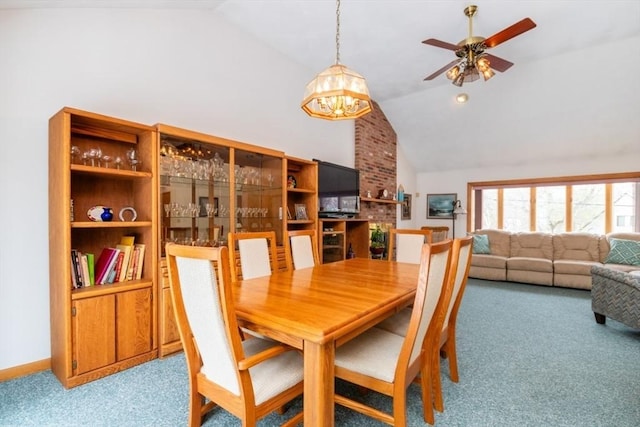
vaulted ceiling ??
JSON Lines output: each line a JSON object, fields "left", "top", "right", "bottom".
{"left": 4, "top": 0, "right": 640, "bottom": 172}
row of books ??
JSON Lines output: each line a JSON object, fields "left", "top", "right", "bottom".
{"left": 71, "top": 236, "right": 146, "bottom": 289}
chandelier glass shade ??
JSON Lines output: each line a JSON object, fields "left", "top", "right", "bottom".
{"left": 301, "top": 0, "right": 372, "bottom": 120}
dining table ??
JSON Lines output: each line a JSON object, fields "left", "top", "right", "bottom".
{"left": 233, "top": 257, "right": 420, "bottom": 427}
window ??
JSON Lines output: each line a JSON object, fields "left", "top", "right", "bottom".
{"left": 503, "top": 188, "right": 530, "bottom": 231}
{"left": 536, "top": 186, "right": 566, "bottom": 233}
{"left": 571, "top": 184, "right": 606, "bottom": 233}
{"left": 469, "top": 174, "right": 639, "bottom": 233}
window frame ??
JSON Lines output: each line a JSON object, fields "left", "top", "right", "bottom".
{"left": 467, "top": 172, "right": 640, "bottom": 233}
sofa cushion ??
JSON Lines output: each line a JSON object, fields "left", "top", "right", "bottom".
{"left": 600, "top": 232, "right": 640, "bottom": 263}
{"left": 472, "top": 234, "right": 491, "bottom": 254}
{"left": 507, "top": 257, "right": 553, "bottom": 273}
{"left": 473, "top": 229, "right": 511, "bottom": 257}
{"left": 604, "top": 238, "right": 640, "bottom": 266}
{"left": 471, "top": 254, "right": 507, "bottom": 269}
{"left": 510, "top": 232, "right": 553, "bottom": 259}
{"left": 554, "top": 260, "right": 602, "bottom": 275}
{"left": 553, "top": 233, "right": 600, "bottom": 262}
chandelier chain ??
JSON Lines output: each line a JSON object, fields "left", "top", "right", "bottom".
{"left": 335, "top": 0, "right": 341, "bottom": 64}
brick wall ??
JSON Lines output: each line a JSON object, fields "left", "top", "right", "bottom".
{"left": 355, "top": 100, "right": 397, "bottom": 224}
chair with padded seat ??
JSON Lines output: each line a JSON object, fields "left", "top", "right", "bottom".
{"left": 287, "top": 229, "right": 319, "bottom": 270}
{"left": 376, "top": 236, "right": 474, "bottom": 413}
{"left": 165, "top": 243, "right": 304, "bottom": 427}
{"left": 333, "top": 240, "right": 453, "bottom": 426}
{"left": 388, "top": 228, "right": 434, "bottom": 263}
{"left": 421, "top": 226, "right": 449, "bottom": 243}
{"left": 228, "top": 231, "right": 281, "bottom": 281}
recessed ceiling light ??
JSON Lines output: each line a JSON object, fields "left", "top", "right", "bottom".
{"left": 456, "top": 93, "right": 469, "bottom": 103}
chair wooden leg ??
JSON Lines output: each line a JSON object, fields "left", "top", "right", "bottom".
{"left": 445, "top": 334, "right": 460, "bottom": 383}
{"left": 419, "top": 367, "right": 435, "bottom": 425}
{"left": 393, "top": 386, "right": 408, "bottom": 427}
{"left": 432, "top": 353, "right": 444, "bottom": 412}
{"left": 189, "top": 393, "right": 205, "bottom": 427}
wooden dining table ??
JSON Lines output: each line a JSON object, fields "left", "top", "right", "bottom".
{"left": 233, "top": 257, "right": 420, "bottom": 427}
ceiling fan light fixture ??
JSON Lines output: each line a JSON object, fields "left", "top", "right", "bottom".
{"left": 301, "top": 0, "right": 372, "bottom": 121}
{"left": 480, "top": 67, "right": 495, "bottom": 81}
{"left": 446, "top": 65, "right": 460, "bottom": 80}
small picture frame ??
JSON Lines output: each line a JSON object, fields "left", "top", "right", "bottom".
{"left": 401, "top": 194, "right": 412, "bottom": 220}
{"left": 427, "top": 193, "right": 456, "bottom": 219}
{"left": 199, "top": 196, "right": 219, "bottom": 217}
{"left": 295, "top": 204, "right": 308, "bottom": 220}
{"left": 287, "top": 206, "right": 293, "bottom": 220}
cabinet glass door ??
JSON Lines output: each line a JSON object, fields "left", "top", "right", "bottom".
{"left": 160, "top": 136, "right": 231, "bottom": 254}
{"left": 234, "top": 149, "right": 283, "bottom": 245}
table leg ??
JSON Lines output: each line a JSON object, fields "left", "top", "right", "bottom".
{"left": 304, "top": 340, "right": 335, "bottom": 426}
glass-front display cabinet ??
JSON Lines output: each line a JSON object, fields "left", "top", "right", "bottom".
{"left": 158, "top": 125, "right": 284, "bottom": 255}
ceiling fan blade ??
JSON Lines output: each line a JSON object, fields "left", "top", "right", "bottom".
{"left": 484, "top": 54, "right": 514, "bottom": 73}
{"left": 424, "top": 59, "right": 461, "bottom": 81}
{"left": 422, "top": 38, "right": 459, "bottom": 51}
{"left": 484, "top": 18, "right": 536, "bottom": 48}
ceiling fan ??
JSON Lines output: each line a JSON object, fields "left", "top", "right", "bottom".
{"left": 422, "top": 5, "right": 536, "bottom": 86}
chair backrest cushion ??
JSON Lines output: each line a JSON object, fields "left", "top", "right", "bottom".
{"left": 396, "top": 234, "right": 427, "bottom": 264}
{"left": 175, "top": 256, "right": 240, "bottom": 395}
{"left": 238, "top": 238, "right": 272, "bottom": 279}
{"left": 443, "top": 238, "right": 473, "bottom": 327}
{"left": 410, "top": 244, "right": 451, "bottom": 363}
{"left": 290, "top": 235, "right": 315, "bottom": 269}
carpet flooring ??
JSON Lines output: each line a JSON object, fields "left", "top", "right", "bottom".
{"left": 1, "top": 278, "right": 639, "bottom": 426}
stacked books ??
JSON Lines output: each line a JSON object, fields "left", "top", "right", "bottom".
{"left": 71, "top": 236, "right": 145, "bottom": 289}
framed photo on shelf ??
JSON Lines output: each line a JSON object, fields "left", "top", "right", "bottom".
{"left": 198, "top": 196, "right": 219, "bottom": 217}
{"left": 295, "top": 204, "right": 308, "bottom": 220}
{"left": 426, "top": 193, "right": 456, "bottom": 219}
{"left": 401, "top": 194, "right": 412, "bottom": 220}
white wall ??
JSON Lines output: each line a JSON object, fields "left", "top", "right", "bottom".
{"left": 417, "top": 154, "right": 640, "bottom": 238}
{"left": 0, "top": 8, "right": 356, "bottom": 370}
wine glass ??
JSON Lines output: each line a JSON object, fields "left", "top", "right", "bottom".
{"left": 126, "top": 148, "right": 140, "bottom": 171}
{"left": 114, "top": 156, "right": 123, "bottom": 170}
{"left": 70, "top": 146, "right": 81, "bottom": 164}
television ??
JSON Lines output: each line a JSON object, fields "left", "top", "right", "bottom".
{"left": 314, "top": 159, "right": 360, "bottom": 218}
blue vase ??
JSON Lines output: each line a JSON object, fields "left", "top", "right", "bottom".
{"left": 101, "top": 207, "right": 114, "bottom": 222}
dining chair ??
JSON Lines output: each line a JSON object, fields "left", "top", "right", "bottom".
{"left": 387, "top": 228, "right": 433, "bottom": 263}
{"left": 228, "top": 231, "right": 280, "bottom": 281}
{"left": 333, "top": 240, "right": 453, "bottom": 426}
{"left": 165, "top": 243, "right": 304, "bottom": 427}
{"left": 421, "top": 226, "right": 449, "bottom": 243}
{"left": 286, "top": 229, "right": 319, "bottom": 269}
{"left": 376, "top": 236, "right": 474, "bottom": 413}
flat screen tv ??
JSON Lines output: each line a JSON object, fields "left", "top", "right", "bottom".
{"left": 314, "top": 159, "right": 360, "bottom": 218}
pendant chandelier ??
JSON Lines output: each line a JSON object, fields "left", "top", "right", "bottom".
{"left": 301, "top": 0, "right": 372, "bottom": 120}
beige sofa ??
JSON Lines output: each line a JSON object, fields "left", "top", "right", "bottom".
{"left": 469, "top": 230, "right": 640, "bottom": 290}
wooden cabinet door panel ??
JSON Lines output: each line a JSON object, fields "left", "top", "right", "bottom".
{"left": 116, "top": 288, "right": 152, "bottom": 360}
{"left": 161, "top": 287, "right": 181, "bottom": 346}
{"left": 73, "top": 295, "right": 116, "bottom": 375}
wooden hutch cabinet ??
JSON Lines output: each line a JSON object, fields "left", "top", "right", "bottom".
{"left": 48, "top": 107, "right": 158, "bottom": 388}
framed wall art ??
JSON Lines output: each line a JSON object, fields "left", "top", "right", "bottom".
{"left": 426, "top": 193, "right": 456, "bottom": 219}
{"left": 401, "top": 194, "right": 412, "bottom": 220}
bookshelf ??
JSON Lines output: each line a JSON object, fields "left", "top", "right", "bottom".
{"left": 49, "top": 107, "right": 158, "bottom": 388}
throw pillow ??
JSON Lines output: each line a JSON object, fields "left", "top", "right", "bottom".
{"left": 472, "top": 234, "right": 491, "bottom": 254}
{"left": 604, "top": 238, "right": 640, "bottom": 266}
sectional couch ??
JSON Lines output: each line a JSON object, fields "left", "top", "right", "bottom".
{"left": 469, "top": 230, "right": 640, "bottom": 290}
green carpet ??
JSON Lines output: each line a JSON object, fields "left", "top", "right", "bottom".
{"left": 1, "top": 278, "right": 639, "bottom": 426}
